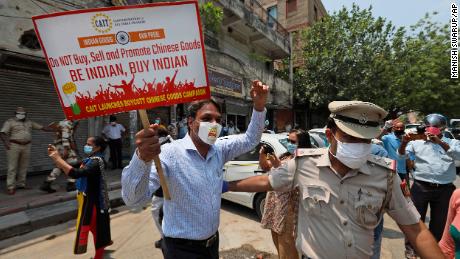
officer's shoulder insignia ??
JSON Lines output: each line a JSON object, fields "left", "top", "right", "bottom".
{"left": 296, "top": 148, "right": 326, "bottom": 157}
{"left": 368, "top": 155, "right": 396, "bottom": 171}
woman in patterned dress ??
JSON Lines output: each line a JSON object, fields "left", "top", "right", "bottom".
{"left": 260, "top": 129, "right": 311, "bottom": 259}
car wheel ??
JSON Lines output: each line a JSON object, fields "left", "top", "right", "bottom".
{"left": 254, "top": 193, "right": 266, "bottom": 220}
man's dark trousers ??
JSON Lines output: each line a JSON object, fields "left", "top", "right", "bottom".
{"left": 108, "top": 138, "right": 122, "bottom": 169}
{"left": 161, "top": 232, "right": 219, "bottom": 259}
{"left": 410, "top": 180, "right": 455, "bottom": 240}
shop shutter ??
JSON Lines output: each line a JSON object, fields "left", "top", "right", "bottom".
{"left": 0, "top": 69, "right": 89, "bottom": 177}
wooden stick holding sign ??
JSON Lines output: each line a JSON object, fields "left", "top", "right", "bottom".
{"left": 138, "top": 109, "right": 171, "bottom": 200}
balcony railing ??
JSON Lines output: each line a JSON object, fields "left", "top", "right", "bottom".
{"left": 212, "top": 0, "right": 290, "bottom": 53}
{"left": 241, "top": 0, "right": 289, "bottom": 39}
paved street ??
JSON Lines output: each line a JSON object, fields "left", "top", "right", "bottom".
{"left": 0, "top": 200, "right": 407, "bottom": 259}
{"left": 2, "top": 176, "right": 460, "bottom": 259}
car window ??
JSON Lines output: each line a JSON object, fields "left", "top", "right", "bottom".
{"left": 318, "top": 133, "right": 329, "bottom": 146}
{"left": 309, "top": 136, "right": 319, "bottom": 148}
{"left": 233, "top": 143, "right": 269, "bottom": 161}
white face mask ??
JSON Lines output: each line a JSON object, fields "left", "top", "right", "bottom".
{"left": 16, "top": 114, "right": 26, "bottom": 120}
{"left": 197, "top": 122, "right": 222, "bottom": 145}
{"left": 330, "top": 134, "right": 371, "bottom": 169}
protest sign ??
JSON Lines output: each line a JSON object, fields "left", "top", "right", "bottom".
{"left": 32, "top": 1, "right": 210, "bottom": 120}
{"left": 33, "top": 1, "right": 210, "bottom": 199}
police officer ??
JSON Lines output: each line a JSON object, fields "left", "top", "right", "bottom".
{"left": 40, "top": 119, "right": 79, "bottom": 193}
{"left": 229, "top": 101, "right": 444, "bottom": 258}
{"left": 0, "top": 107, "right": 53, "bottom": 195}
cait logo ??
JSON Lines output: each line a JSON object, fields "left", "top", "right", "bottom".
{"left": 208, "top": 127, "right": 218, "bottom": 138}
{"left": 91, "top": 13, "right": 112, "bottom": 33}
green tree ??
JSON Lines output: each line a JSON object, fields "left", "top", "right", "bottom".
{"left": 391, "top": 15, "right": 460, "bottom": 118}
{"left": 293, "top": 4, "right": 460, "bottom": 118}
{"left": 199, "top": 1, "right": 223, "bottom": 34}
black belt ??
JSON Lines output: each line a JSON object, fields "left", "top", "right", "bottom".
{"left": 165, "top": 232, "right": 218, "bottom": 248}
{"left": 10, "top": 139, "right": 31, "bottom": 145}
{"left": 415, "top": 180, "right": 453, "bottom": 188}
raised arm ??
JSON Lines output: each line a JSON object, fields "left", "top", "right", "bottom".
{"left": 48, "top": 144, "right": 73, "bottom": 174}
{"left": 220, "top": 80, "right": 268, "bottom": 162}
{"left": 398, "top": 134, "right": 412, "bottom": 156}
{"left": 377, "top": 120, "right": 392, "bottom": 140}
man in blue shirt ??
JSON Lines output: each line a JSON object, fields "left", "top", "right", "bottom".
{"left": 121, "top": 80, "right": 268, "bottom": 259}
{"left": 398, "top": 114, "right": 460, "bottom": 246}
{"left": 380, "top": 120, "right": 409, "bottom": 181}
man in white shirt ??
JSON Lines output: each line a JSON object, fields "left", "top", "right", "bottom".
{"left": 102, "top": 115, "right": 126, "bottom": 169}
{"left": 227, "top": 121, "right": 240, "bottom": 135}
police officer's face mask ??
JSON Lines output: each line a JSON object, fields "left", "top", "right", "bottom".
{"left": 330, "top": 133, "right": 371, "bottom": 169}
{"left": 16, "top": 113, "right": 26, "bottom": 120}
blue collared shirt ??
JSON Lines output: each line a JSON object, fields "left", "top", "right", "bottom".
{"left": 121, "top": 109, "right": 266, "bottom": 240}
{"left": 371, "top": 143, "right": 388, "bottom": 158}
{"left": 399, "top": 137, "right": 460, "bottom": 184}
{"left": 382, "top": 133, "right": 407, "bottom": 174}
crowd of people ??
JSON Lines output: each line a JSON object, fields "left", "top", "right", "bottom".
{"left": 2, "top": 79, "right": 460, "bottom": 259}
{"left": 120, "top": 79, "right": 460, "bottom": 259}
{"left": 74, "top": 70, "right": 194, "bottom": 106}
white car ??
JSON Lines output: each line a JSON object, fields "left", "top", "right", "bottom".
{"left": 309, "top": 128, "right": 328, "bottom": 147}
{"left": 221, "top": 133, "right": 326, "bottom": 219}
{"left": 221, "top": 133, "right": 288, "bottom": 219}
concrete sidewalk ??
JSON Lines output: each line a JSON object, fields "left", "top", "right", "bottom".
{"left": 0, "top": 169, "right": 125, "bottom": 240}
{"left": 0, "top": 169, "right": 122, "bottom": 216}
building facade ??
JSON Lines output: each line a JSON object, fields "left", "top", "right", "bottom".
{"left": 0, "top": 0, "right": 292, "bottom": 176}
{"left": 259, "top": 0, "right": 327, "bottom": 129}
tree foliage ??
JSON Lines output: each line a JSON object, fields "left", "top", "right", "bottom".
{"left": 294, "top": 4, "right": 460, "bottom": 118}
{"left": 199, "top": 1, "right": 223, "bottom": 34}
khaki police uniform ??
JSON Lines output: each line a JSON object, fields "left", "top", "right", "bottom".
{"left": 47, "top": 120, "right": 78, "bottom": 183}
{"left": 1, "top": 118, "right": 43, "bottom": 189}
{"left": 267, "top": 101, "right": 421, "bottom": 259}
{"left": 269, "top": 148, "right": 420, "bottom": 258}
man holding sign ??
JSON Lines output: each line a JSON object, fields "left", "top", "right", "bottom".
{"left": 121, "top": 80, "right": 268, "bottom": 258}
